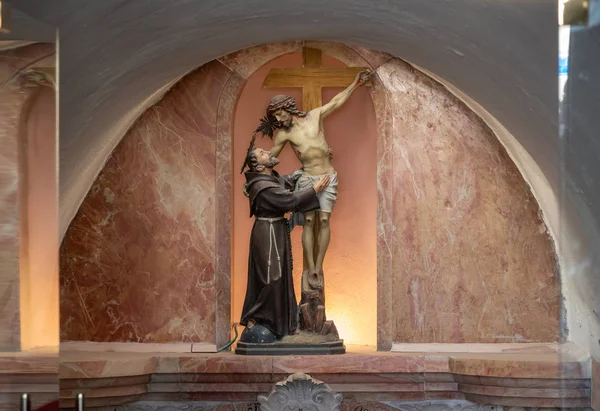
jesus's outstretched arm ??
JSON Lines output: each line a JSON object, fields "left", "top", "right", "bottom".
{"left": 319, "top": 69, "right": 371, "bottom": 118}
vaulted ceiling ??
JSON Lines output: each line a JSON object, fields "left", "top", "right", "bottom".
{"left": 12, "top": 0, "right": 561, "bottom": 236}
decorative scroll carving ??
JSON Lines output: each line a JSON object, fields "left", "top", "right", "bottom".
{"left": 258, "top": 373, "right": 343, "bottom": 411}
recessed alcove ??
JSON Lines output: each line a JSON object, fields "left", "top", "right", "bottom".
{"left": 231, "top": 50, "right": 378, "bottom": 348}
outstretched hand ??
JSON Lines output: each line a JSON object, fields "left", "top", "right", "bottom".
{"left": 313, "top": 175, "right": 331, "bottom": 193}
{"left": 357, "top": 69, "right": 372, "bottom": 85}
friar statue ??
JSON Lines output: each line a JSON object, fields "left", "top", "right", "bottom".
{"left": 259, "top": 70, "right": 371, "bottom": 290}
{"left": 238, "top": 139, "right": 330, "bottom": 343}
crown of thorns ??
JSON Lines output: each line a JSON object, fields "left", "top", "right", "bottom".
{"left": 240, "top": 95, "right": 307, "bottom": 174}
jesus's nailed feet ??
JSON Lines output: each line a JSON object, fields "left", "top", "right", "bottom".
{"left": 308, "top": 271, "right": 323, "bottom": 289}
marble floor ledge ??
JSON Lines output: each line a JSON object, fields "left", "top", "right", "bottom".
{"left": 58, "top": 342, "right": 591, "bottom": 380}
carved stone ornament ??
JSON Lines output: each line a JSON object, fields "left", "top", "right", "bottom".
{"left": 258, "top": 373, "right": 343, "bottom": 411}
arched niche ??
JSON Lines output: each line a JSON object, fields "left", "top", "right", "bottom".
{"left": 230, "top": 49, "right": 379, "bottom": 347}
{"left": 214, "top": 42, "right": 394, "bottom": 349}
{"left": 18, "top": 83, "right": 59, "bottom": 351}
{"left": 60, "top": 42, "right": 560, "bottom": 351}
{"left": 0, "top": 43, "right": 57, "bottom": 351}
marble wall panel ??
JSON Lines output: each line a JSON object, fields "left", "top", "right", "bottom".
{"left": 377, "top": 59, "right": 560, "bottom": 343}
{"left": 60, "top": 60, "right": 232, "bottom": 343}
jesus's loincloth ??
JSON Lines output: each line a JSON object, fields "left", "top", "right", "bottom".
{"left": 295, "top": 172, "right": 338, "bottom": 213}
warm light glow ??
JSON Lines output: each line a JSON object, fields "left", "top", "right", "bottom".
{"left": 19, "top": 87, "right": 59, "bottom": 352}
{"left": 324, "top": 310, "right": 358, "bottom": 347}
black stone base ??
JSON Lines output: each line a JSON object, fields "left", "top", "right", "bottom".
{"left": 235, "top": 340, "right": 345, "bottom": 355}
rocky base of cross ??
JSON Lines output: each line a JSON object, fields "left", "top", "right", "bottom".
{"left": 298, "top": 270, "right": 339, "bottom": 339}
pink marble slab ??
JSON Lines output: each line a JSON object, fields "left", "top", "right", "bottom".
{"left": 214, "top": 71, "right": 245, "bottom": 348}
{"left": 60, "top": 60, "right": 232, "bottom": 344}
{"left": 178, "top": 355, "right": 272, "bottom": 374}
{"left": 376, "top": 57, "right": 561, "bottom": 344}
{"left": 449, "top": 356, "right": 585, "bottom": 379}
{"left": 370, "top": 73, "right": 395, "bottom": 351}
{"left": 0, "top": 353, "right": 58, "bottom": 374}
{"left": 424, "top": 355, "right": 451, "bottom": 372}
{"left": 271, "top": 353, "right": 424, "bottom": 374}
{"left": 59, "top": 357, "right": 157, "bottom": 379}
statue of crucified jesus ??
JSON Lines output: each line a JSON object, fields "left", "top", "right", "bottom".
{"left": 263, "top": 69, "right": 371, "bottom": 295}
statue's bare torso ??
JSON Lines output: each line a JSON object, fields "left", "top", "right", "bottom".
{"left": 273, "top": 110, "right": 334, "bottom": 176}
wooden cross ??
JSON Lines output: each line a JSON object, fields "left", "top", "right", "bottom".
{"left": 262, "top": 47, "right": 371, "bottom": 111}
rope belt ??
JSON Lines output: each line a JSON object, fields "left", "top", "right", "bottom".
{"left": 256, "top": 217, "right": 284, "bottom": 284}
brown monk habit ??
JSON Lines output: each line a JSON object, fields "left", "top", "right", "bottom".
{"left": 240, "top": 170, "right": 320, "bottom": 337}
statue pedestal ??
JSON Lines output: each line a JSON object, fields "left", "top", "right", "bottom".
{"left": 235, "top": 323, "right": 346, "bottom": 356}
{"left": 235, "top": 269, "right": 347, "bottom": 355}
